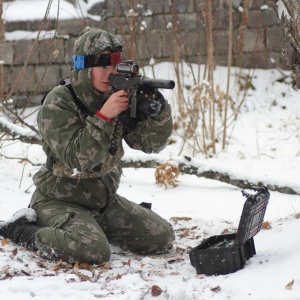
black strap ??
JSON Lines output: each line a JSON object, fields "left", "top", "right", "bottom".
{"left": 140, "top": 202, "right": 152, "bottom": 209}
{"left": 84, "top": 54, "right": 111, "bottom": 68}
{"left": 66, "top": 84, "right": 92, "bottom": 116}
{"left": 46, "top": 157, "right": 54, "bottom": 171}
{"left": 45, "top": 78, "right": 112, "bottom": 171}
{"left": 44, "top": 79, "right": 92, "bottom": 171}
{"left": 60, "top": 79, "right": 93, "bottom": 117}
{"left": 42, "top": 79, "right": 92, "bottom": 117}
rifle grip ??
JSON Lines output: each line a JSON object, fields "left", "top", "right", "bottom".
{"left": 130, "top": 89, "right": 137, "bottom": 118}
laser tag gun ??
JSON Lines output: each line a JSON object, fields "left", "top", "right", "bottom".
{"left": 189, "top": 186, "right": 270, "bottom": 275}
{"left": 108, "top": 60, "right": 175, "bottom": 118}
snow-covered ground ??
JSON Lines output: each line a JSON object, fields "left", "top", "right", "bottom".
{"left": 0, "top": 62, "right": 300, "bottom": 300}
{"left": 1, "top": 1, "right": 300, "bottom": 299}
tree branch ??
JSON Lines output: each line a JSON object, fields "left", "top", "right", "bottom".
{"left": 0, "top": 117, "right": 42, "bottom": 145}
{"left": 0, "top": 153, "right": 42, "bottom": 166}
{"left": 120, "top": 155, "right": 299, "bottom": 195}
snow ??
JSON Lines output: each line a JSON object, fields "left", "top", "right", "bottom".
{"left": 275, "top": 0, "right": 292, "bottom": 20}
{"left": 2, "top": 0, "right": 102, "bottom": 22}
{"left": 1, "top": 1, "right": 300, "bottom": 299}
{"left": 0, "top": 208, "right": 37, "bottom": 226}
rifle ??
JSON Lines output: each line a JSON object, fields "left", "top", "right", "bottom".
{"left": 108, "top": 60, "right": 175, "bottom": 118}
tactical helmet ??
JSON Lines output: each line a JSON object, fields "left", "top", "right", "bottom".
{"left": 69, "top": 29, "right": 123, "bottom": 113}
{"left": 73, "top": 29, "right": 122, "bottom": 56}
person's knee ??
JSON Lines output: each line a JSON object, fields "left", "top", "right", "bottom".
{"left": 149, "top": 223, "right": 175, "bottom": 253}
{"left": 35, "top": 227, "right": 111, "bottom": 264}
{"left": 164, "top": 225, "right": 175, "bottom": 249}
{"left": 75, "top": 237, "right": 111, "bottom": 264}
{"left": 128, "top": 221, "right": 175, "bottom": 254}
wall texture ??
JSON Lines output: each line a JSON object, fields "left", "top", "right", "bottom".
{"left": 2, "top": 0, "right": 283, "bottom": 105}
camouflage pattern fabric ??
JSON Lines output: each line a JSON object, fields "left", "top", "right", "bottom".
{"left": 30, "top": 29, "right": 174, "bottom": 263}
{"left": 32, "top": 190, "right": 174, "bottom": 264}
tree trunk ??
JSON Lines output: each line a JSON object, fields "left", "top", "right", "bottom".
{"left": 268, "top": 0, "right": 300, "bottom": 88}
{"left": 0, "top": 0, "right": 4, "bottom": 103}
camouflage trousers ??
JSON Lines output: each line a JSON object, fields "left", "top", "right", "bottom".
{"left": 31, "top": 190, "right": 175, "bottom": 264}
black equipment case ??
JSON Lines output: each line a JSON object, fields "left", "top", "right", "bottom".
{"left": 189, "top": 187, "right": 270, "bottom": 276}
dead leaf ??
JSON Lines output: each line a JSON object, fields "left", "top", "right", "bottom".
{"left": 37, "top": 261, "right": 47, "bottom": 269}
{"left": 151, "top": 285, "right": 163, "bottom": 297}
{"left": 100, "top": 262, "right": 111, "bottom": 271}
{"left": 79, "top": 275, "right": 91, "bottom": 282}
{"left": 179, "top": 229, "right": 190, "bottom": 238}
{"left": 52, "top": 259, "right": 63, "bottom": 267}
{"left": 73, "top": 262, "right": 79, "bottom": 269}
{"left": 53, "top": 49, "right": 59, "bottom": 58}
{"left": 221, "top": 228, "right": 229, "bottom": 234}
{"left": 175, "top": 246, "right": 187, "bottom": 252}
{"left": 71, "top": 270, "right": 92, "bottom": 282}
{"left": 170, "top": 217, "right": 192, "bottom": 221}
{"left": 156, "top": 271, "right": 166, "bottom": 277}
{"left": 167, "top": 255, "right": 184, "bottom": 264}
{"left": 65, "top": 263, "right": 73, "bottom": 270}
{"left": 211, "top": 285, "right": 221, "bottom": 292}
{"left": 77, "top": 263, "right": 93, "bottom": 271}
{"left": 66, "top": 278, "right": 76, "bottom": 283}
{"left": 262, "top": 221, "right": 272, "bottom": 229}
{"left": 51, "top": 259, "right": 68, "bottom": 272}
{"left": 169, "top": 271, "right": 180, "bottom": 275}
{"left": 123, "top": 259, "right": 131, "bottom": 267}
{"left": 21, "top": 270, "right": 31, "bottom": 276}
{"left": 12, "top": 248, "right": 18, "bottom": 256}
{"left": 148, "top": 269, "right": 155, "bottom": 276}
{"left": 285, "top": 279, "right": 294, "bottom": 290}
{"left": 0, "top": 267, "right": 10, "bottom": 280}
{"left": 1, "top": 239, "right": 9, "bottom": 246}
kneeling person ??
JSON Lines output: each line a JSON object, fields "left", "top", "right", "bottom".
{"left": 0, "top": 29, "right": 174, "bottom": 264}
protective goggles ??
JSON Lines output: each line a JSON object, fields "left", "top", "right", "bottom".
{"left": 72, "top": 52, "right": 121, "bottom": 70}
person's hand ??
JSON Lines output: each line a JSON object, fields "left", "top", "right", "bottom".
{"left": 118, "top": 109, "right": 139, "bottom": 133}
{"left": 137, "top": 86, "right": 166, "bottom": 117}
{"left": 99, "top": 90, "right": 129, "bottom": 119}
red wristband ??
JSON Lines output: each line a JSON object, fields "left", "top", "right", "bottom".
{"left": 96, "top": 111, "right": 113, "bottom": 123}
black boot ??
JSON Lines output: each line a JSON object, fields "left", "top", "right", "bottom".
{"left": 0, "top": 208, "right": 41, "bottom": 250}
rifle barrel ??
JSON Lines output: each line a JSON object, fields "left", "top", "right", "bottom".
{"left": 142, "top": 78, "right": 175, "bottom": 89}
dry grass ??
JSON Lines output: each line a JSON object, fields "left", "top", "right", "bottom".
{"left": 155, "top": 162, "right": 180, "bottom": 189}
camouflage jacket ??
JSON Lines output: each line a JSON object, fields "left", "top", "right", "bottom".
{"left": 31, "top": 83, "right": 173, "bottom": 211}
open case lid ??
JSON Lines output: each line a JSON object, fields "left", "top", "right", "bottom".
{"left": 235, "top": 186, "right": 270, "bottom": 246}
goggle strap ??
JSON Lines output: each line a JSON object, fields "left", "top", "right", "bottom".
{"left": 72, "top": 53, "right": 121, "bottom": 70}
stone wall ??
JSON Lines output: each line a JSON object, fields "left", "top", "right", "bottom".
{"left": 2, "top": 0, "right": 283, "bottom": 105}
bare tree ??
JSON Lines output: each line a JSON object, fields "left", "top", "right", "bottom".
{"left": 268, "top": 0, "right": 300, "bottom": 88}
{"left": 0, "top": 0, "right": 4, "bottom": 103}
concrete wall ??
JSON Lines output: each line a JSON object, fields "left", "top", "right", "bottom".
{"left": 2, "top": 0, "right": 283, "bottom": 105}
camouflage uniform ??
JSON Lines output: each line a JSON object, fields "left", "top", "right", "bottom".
{"left": 30, "top": 30, "right": 174, "bottom": 264}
